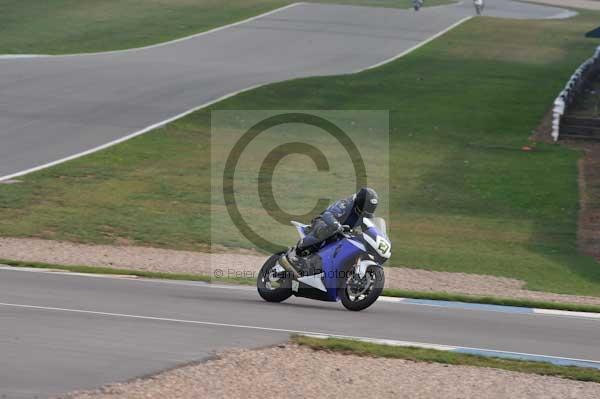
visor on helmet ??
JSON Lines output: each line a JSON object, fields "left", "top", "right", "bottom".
{"left": 355, "top": 187, "right": 378, "bottom": 217}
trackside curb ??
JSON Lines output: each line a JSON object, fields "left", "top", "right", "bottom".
{"left": 379, "top": 296, "right": 600, "bottom": 320}
{"left": 301, "top": 333, "right": 600, "bottom": 370}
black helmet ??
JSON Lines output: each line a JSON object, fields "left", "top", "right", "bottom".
{"left": 354, "top": 187, "right": 378, "bottom": 218}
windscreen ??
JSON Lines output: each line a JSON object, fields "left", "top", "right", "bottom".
{"left": 368, "top": 217, "right": 388, "bottom": 239}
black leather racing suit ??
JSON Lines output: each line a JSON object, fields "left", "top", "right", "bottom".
{"left": 297, "top": 195, "right": 361, "bottom": 252}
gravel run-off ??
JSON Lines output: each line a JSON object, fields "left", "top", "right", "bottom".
{"left": 64, "top": 344, "right": 600, "bottom": 399}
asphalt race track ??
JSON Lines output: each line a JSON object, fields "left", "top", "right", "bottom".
{"left": 0, "top": 1, "right": 585, "bottom": 398}
{"left": 1, "top": 268, "right": 599, "bottom": 398}
{"left": 0, "top": 0, "right": 573, "bottom": 180}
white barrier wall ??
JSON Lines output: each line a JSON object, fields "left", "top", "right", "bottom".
{"left": 552, "top": 46, "right": 600, "bottom": 141}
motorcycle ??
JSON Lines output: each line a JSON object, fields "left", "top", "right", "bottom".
{"left": 413, "top": 0, "right": 423, "bottom": 11}
{"left": 257, "top": 217, "right": 391, "bottom": 311}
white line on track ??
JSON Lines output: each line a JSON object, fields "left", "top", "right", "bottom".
{"left": 0, "top": 10, "right": 473, "bottom": 183}
{"left": 0, "top": 3, "right": 306, "bottom": 59}
{"left": 534, "top": 308, "right": 600, "bottom": 320}
{"left": 0, "top": 300, "right": 388, "bottom": 340}
{"left": 0, "top": 1, "right": 473, "bottom": 60}
{"left": 0, "top": 83, "right": 257, "bottom": 182}
{"left": 357, "top": 16, "right": 472, "bottom": 72}
{"left": 0, "top": 265, "right": 255, "bottom": 289}
{"left": 1, "top": 301, "right": 599, "bottom": 368}
{"left": 3, "top": 266, "right": 600, "bottom": 320}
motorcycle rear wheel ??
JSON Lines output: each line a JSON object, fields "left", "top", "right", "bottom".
{"left": 341, "top": 265, "right": 384, "bottom": 311}
{"left": 257, "top": 254, "right": 292, "bottom": 303}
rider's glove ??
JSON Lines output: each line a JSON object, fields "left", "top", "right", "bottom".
{"left": 333, "top": 221, "right": 342, "bottom": 232}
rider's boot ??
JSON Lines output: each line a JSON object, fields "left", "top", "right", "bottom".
{"left": 280, "top": 247, "right": 311, "bottom": 277}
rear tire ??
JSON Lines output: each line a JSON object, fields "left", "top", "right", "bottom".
{"left": 341, "top": 265, "right": 384, "bottom": 311}
{"left": 257, "top": 254, "right": 292, "bottom": 303}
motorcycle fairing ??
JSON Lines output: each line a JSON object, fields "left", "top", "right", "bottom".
{"left": 298, "top": 273, "right": 327, "bottom": 291}
{"left": 292, "top": 238, "right": 363, "bottom": 302}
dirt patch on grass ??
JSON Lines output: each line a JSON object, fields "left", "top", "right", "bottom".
{"left": 3, "top": 237, "right": 600, "bottom": 306}
{"left": 532, "top": 106, "right": 554, "bottom": 142}
{"left": 578, "top": 142, "right": 600, "bottom": 260}
{"left": 64, "top": 344, "right": 600, "bottom": 399}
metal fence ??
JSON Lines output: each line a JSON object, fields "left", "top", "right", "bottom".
{"left": 552, "top": 46, "right": 600, "bottom": 141}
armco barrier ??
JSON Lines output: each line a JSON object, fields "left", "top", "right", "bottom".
{"left": 552, "top": 46, "right": 600, "bottom": 141}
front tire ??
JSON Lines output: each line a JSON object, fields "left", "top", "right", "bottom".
{"left": 257, "top": 254, "right": 292, "bottom": 303}
{"left": 341, "top": 265, "right": 384, "bottom": 311}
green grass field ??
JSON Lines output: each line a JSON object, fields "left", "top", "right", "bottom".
{"left": 1, "top": 13, "right": 600, "bottom": 296}
{"left": 0, "top": 0, "right": 453, "bottom": 54}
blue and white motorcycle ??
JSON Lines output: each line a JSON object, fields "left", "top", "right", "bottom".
{"left": 257, "top": 217, "right": 391, "bottom": 311}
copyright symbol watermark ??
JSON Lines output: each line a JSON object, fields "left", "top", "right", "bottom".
{"left": 210, "top": 110, "right": 389, "bottom": 269}
{"left": 223, "top": 113, "right": 368, "bottom": 253}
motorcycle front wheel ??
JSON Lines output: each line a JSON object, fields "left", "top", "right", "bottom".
{"left": 341, "top": 265, "right": 385, "bottom": 311}
{"left": 257, "top": 254, "right": 292, "bottom": 303}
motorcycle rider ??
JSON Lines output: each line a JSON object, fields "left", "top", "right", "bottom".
{"left": 283, "top": 187, "right": 379, "bottom": 275}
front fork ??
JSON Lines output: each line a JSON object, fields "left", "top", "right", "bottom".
{"left": 355, "top": 258, "right": 379, "bottom": 278}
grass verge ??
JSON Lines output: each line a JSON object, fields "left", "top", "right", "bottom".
{"left": 4, "top": 260, "right": 600, "bottom": 313}
{"left": 2, "top": 14, "right": 600, "bottom": 297}
{"left": 0, "top": 0, "right": 453, "bottom": 54}
{"left": 0, "top": 259, "right": 256, "bottom": 285}
{"left": 293, "top": 335, "right": 600, "bottom": 383}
